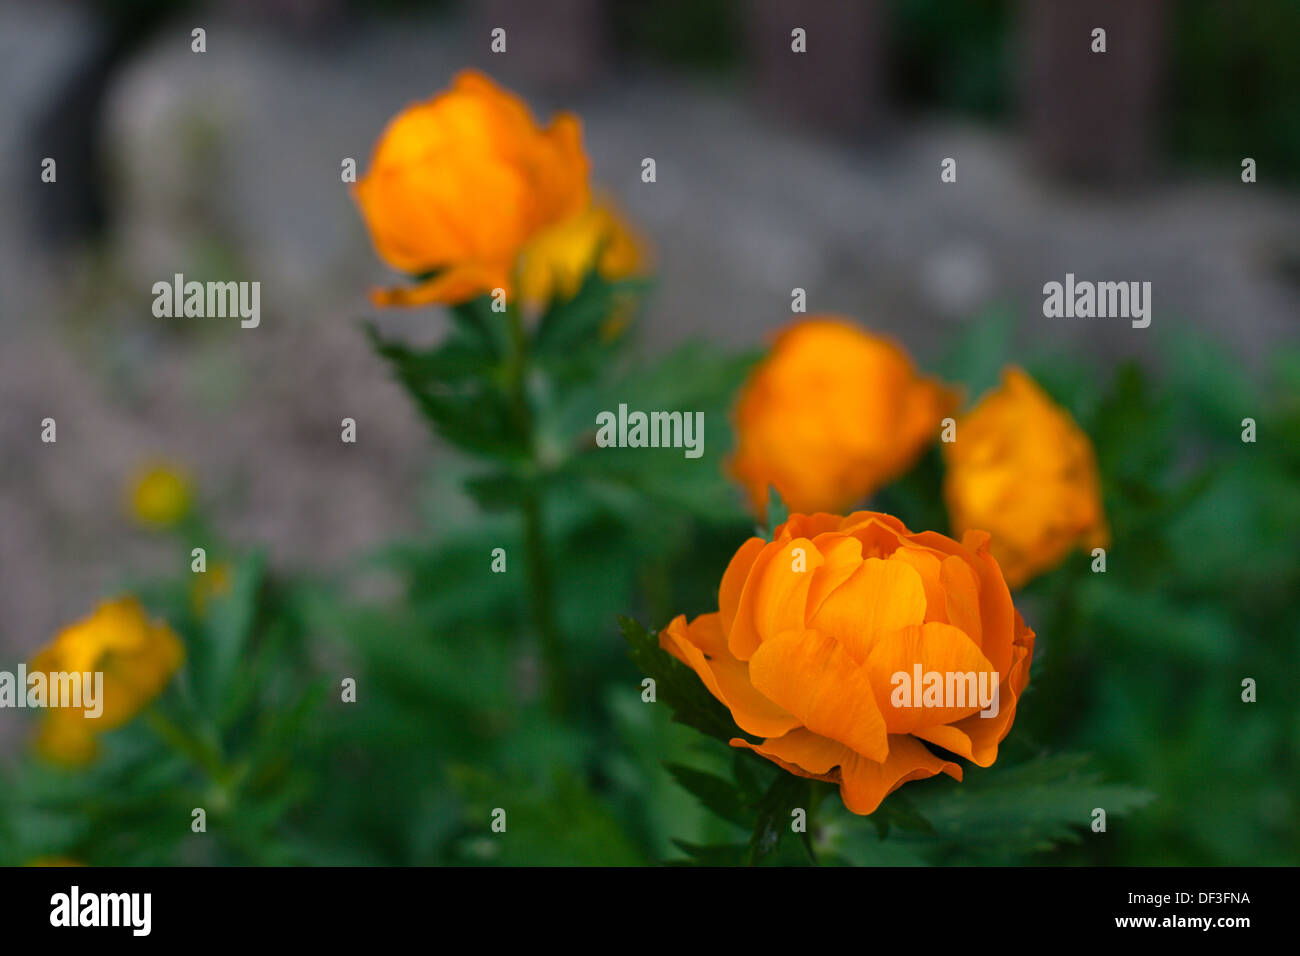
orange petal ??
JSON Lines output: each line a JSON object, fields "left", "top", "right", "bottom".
{"left": 917, "top": 612, "right": 1035, "bottom": 767}
{"left": 773, "top": 513, "right": 847, "bottom": 541}
{"left": 370, "top": 261, "right": 508, "bottom": 308}
{"left": 804, "top": 533, "right": 864, "bottom": 619}
{"left": 911, "top": 529, "right": 1015, "bottom": 677}
{"left": 839, "top": 734, "right": 962, "bottom": 815}
{"left": 719, "top": 537, "right": 766, "bottom": 639}
{"left": 660, "top": 614, "right": 801, "bottom": 739}
{"left": 747, "top": 628, "right": 889, "bottom": 762}
{"left": 808, "top": 556, "right": 927, "bottom": 663}
{"left": 864, "top": 622, "right": 997, "bottom": 735}
{"left": 891, "top": 546, "right": 948, "bottom": 625}
{"left": 940, "top": 555, "right": 983, "bottom": 648}
{"left": 727, "top": 537, "right": 822, "bottom": 662}
{"left": 730, "top": 727, "right": 849, "bottom": 780}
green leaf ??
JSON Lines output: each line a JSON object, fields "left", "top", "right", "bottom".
{"left": 663, "top": 763, "right": 749, "bottom": 829}
{"left": 196, "top": 552, "right": 265, "bottom": 718}
{"left": 748, "top": 770, "right": 811, "bottom": 865}
{"left": 365, "top": 323, "right": 524, "bottom": 459}
{"left": 907, "top": 753, "right": 1155, "bottom": 857}
{"left": 534, "top": 268, "right": 647, "bottom": 357}
{"left": 618, "top": 615, "right": 743, "bottom": 743}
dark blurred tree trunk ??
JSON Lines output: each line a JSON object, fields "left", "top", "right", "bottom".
{"left": 1022, "top": 0, "right": 1168, "bottom": 184}
{"left": 467, "top": 0, "right": 609, "bottom": 92}
{"left": 744, "top": 0, "right": 887, "bottom": 136}
{"left": 29, "top": 0, "right": 181, "bottom": 248}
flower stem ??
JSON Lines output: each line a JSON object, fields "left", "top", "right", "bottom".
{"left": 505, "top": 298, "right": 568, "bottom": 717}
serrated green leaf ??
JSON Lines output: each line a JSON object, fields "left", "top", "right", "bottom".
{"left": 664, "top": 763, "right": 749, "bottom": 829}
{"left": 617, "top": 615, "right": 743, "bottom": 743}
{"left": 748, "top": 770, "right": 811, "bottom": 865}
{"left": 365, "top": 323, "right": 524, "bottom": 459}
{"left": 908, "top": 753, "right": 1155, "bottom": 856}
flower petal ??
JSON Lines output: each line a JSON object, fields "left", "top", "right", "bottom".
{"left": 747, "top": 628, "right": 889, "bottom": 762}
{"left": 808, "top": 556, "right": 927, "bottom": 662}
{"left": 838, "top": 734, "right": 962, "bottom": 815}
{"left": 865, "top": 622, "right": 997, "bottom": 734}
{"left": 727, "top": 537, "right": 822, "bottom": 661}
{"left": 660, "top": 614, "right": 801, "bottom": 739}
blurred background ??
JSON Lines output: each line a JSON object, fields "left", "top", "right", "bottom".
{"left": 0, "top": 0, "right": 1296, "bottom": 864}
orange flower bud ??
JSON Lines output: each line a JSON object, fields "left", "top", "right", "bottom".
{"left": 729, "top": 319, "right": 958, "bottom": 519}
{"left": 943, "top": 368, "right": 1109, "bottom": 589}
{"left": 354, "top": 70, "right": 589, "bottom": 307}
{"left": 660, "top": 511, "right": 1035, "bottom": 815}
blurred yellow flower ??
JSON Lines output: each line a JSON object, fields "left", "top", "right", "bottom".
{"left": 517, "top": 199, "right": 647, "bottom": 310}
{"left": 34, "top": 716, "right": 98, "bottom": 766}
{"left": 30, "top": 597, "right": 185, "bottom": 766}
{"left": 943, "top": 367, "right": 1109, "bottom": 588}
{"left": 730, "top": 318, "right": 959, "bottom": 519}
{"left": 128, "top": 462, "right": 192, "bottom": 528}
{"left": 354, "top": 70, "right": 590, "bottom": 307}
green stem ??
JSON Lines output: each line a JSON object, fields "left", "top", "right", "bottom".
{"left": 505, "top": 298, "right": 568, "bottom": 717}
{"left": 143, "top": 709, "right": 232, "bottom": 791}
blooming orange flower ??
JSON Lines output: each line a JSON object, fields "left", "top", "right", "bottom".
{"left": 943, "top": 367, "right": 1109, "bottom": 588}
{"left": 730, "top": 319, "right": 958, "bottom": 519}
{"left": 354, "top": 70, "right": 589, "bottom": 307}
{"left": 30, "top": 597, "right": 185, "bottom": 765}
{"left": 659, "top": 511, "right": 1035, "bottom": 815}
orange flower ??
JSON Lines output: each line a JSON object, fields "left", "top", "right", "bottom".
{"left": 354, "top": 70, "right": 589, "bottom": 307}
{"left": 730, "top": 319, "right": 958, "bottom": 519}
{"left": 943, "top": 367, "right": 1109, "bottom": 589}
{"left": 659, "top": 511, "right": 1035, "bottom": 815}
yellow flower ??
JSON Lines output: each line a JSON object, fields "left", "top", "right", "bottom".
{"left": 30, "top": 597, "right": 185, "bottom": 766}
{"left": 128, "top": 462, "right": 192, "bottom": 528}
{"left": 354, "top": 70, "right": 590, "bottom": 307}
{"left": 729, "top": 318, "right": 959, "bottom": 519}
{"left": 34, "top": 716, "right": 98, "bottom": 766}
{"left": 943, "top": 367, "right": 1109, "bottom": 588}
{"left": 516, "top": 199, "right": 647, "bottom": 310}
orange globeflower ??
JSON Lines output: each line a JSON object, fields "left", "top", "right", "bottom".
{"left": 660, "top": 511, "right": 1035, "bottom": 815}
{"left": 943, "top": 367, "right": 1108, "bottom": 589}
{"left": 730, "top": 318, "right": 958, "bottom": 519}
{"left": 354, "top": 70, "right": 589, "bottom": 307}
